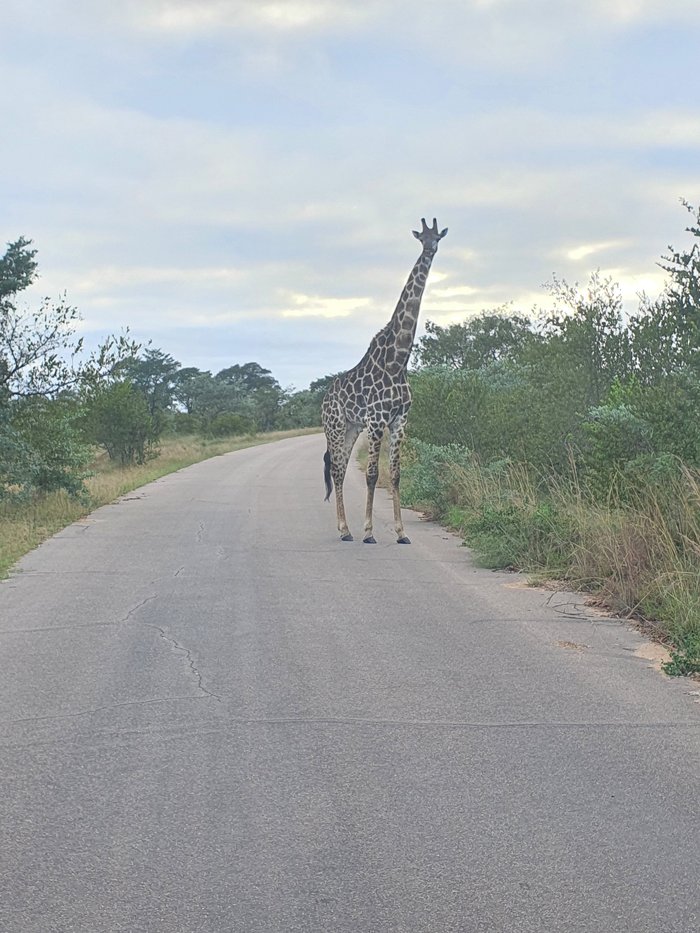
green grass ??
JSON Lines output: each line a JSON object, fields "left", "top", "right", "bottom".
{"left": 0, "top": 429, "right": 320, "bottom": 578}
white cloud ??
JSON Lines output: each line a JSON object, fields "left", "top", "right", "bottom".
{"left": 590, "top": 0, "right": 700, "bottom": 24}
{"left": 280, "top": 293, "right": 371, "bottom": 319}
{"left": 127, "top": 0, "right": 368, "bottom": 35}
{"left": 72, "top": 265, "right": 247, "bottom": 293}
{"left": 564, "top": 241, "right": 629, "bottom": 262}
{"left": 597, "top": 269, "right": 667, "bottom": 303}
{"left": 431, "top": 285, "right": 479, "bottom": 298}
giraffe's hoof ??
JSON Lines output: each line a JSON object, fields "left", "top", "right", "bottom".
{"left": 397, "top": 536, "right": 411, "bottom": 544}
{"left": 363, "top": 536, "right": 377, "bottom": 544}
{"left": 340, "top": 533, "right": 354, "bottom": 542}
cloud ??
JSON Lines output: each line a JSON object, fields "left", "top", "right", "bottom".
{"left": 280, "top": 293, "right": 371, "bottom": 319}
{"left": 129, "top": 0, "right": 368, "bottom": 35}
{"left": 431, "top": 285, "right": 479, "bottom": 298}
{"left": 72, "top": 265, "right": 247, "bottom": 293}
{"left": 589, "top": 0, "right": 700, "bottom": 24}
{"left": 564, "top": 241, "right": 629, "bottom": 262}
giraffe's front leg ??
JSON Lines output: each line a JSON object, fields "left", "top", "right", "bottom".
{"left": 330, "top": 452, "right": 353, "bottom": 540}
{"left": 327, "top": 422, "right": 362, "bottom": 541}
{"left": 362, "top": 428, "right": 383, "bottom": 544}
{"left": 389, "top": 419, "right": 410, "bottom": 544}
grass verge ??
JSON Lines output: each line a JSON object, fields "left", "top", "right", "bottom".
{"left": 400, "top": 439, "right": 700, "bottom": 678}
{"left": 0, "top": 429, "right": 320, "bottom": 579}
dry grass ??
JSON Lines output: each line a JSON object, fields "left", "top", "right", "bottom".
{"left": 0, "top": 429, "right": 320, "bottom": 578}
{"left": 402, "top": 443, "right": 700, "bottom": 671}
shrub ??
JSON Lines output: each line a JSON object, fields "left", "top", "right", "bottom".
{"left": 1, "top": 397, "right": 92, "bottom": 499}
{"left": 401, "top": 439, "right": 472, "bottom": 516}
{"left": 83, "top": 381, "right": 160, "bottom": 465}
{"left": 580, "top": 402, "right": 653, "bottom": 497}
{"left": 167, "top": 411, "right": 202, "bottom": 435}
{"left": 207, "top": 412, "right": 256, "bottom": 437}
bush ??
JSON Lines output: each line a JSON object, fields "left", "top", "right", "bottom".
{"left": 1, "top": 397, "right": 92, "bottom": 499}
{"left": 167, "top": 411, "right": 202, "bottom": 436}
{"left": 401, "top": 439, "right": 472, "bottom": 516}
{"left": 207, "top": 412, "right": 256, "bottom": 437}
{"left": 83, "top": 381, "right": 160, "bottom": 465}
{"left": 580, "top": 374, "right": 700, "bottom": 499}
{"left": 580, "top": 401, "right": 653, "bottom": 497}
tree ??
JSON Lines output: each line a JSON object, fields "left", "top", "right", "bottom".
{"left": 0, "top": 237, "right": 137, "bottom": 498}
{"left": 172, "top": 367, "right": 208, "bottom": 414}
{"left": 0, "top": 236, "right": 38, "bottom": 300}
{"left": 630, "top": 200, "right": 700, "bottom": 380}
{"left": 532, "top": 273, "right": 631, "bottom": 410}
{"left": 83, "top": 381, "right": 159, "bottom": 465}
{"left": 215, "top": 362, "right": 279, "bottom": 394}
{"left": 1, "top": 237, "right": 82, "bottom": 401}
{"left": 277, "top": 389, "right": 323, "bottom": 428}
{"left": 117, "top": 348, "right": 181, "bottom": 421}
{"left": 413, "top": 311, "right": 535, "bottom": 370}
{"left": 188, "top": 373, "right": 242, "bottom": 426}
{"left": 214, "top": 362, "right": 284, "bottom": 432}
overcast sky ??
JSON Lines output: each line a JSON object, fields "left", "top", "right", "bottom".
{"left": 2, "top": 0, "right": 699, "bottom": 389}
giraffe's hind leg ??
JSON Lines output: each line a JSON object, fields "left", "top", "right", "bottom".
{"left": 362, "top": 426, "right": 384, "bottom": 543}
{"left": 389, "top": 417, "right": 410, "bottom": 544}
{"left": 324, "top": 418, "right": 362, "bottom": 541}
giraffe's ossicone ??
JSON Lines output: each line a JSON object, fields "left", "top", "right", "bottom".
{"left": 322, "top": 218, "right": 448, "bottom": 543}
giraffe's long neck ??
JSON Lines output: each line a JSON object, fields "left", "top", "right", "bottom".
{"left": 387, "top": 248, "right": 436, "bottom": 369}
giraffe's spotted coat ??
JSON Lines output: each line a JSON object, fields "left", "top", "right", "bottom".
{"left": 322, "top": 218, "right": 447, "bottom": 543}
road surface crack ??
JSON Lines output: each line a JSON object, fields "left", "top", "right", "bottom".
{"left": 120, "top": 594, "right": 220, "bottom": 701}
{"left": 0, "top": 695, "right": 216, "bottom": 727}
{"left": 141, "top": 620, "right": 221, "bottom": 701}
{"left": 120, "top": 595, "right": 158, "bottom": 623}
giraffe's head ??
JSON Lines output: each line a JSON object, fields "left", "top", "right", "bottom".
{"left": 412, "top": 217, "right": 448, "bottom": 255}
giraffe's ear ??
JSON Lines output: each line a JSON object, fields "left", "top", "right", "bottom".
{"left": 412, "top": 230, "right": 421, "bottom": 239}
{"left": 439, "top": 227, "right": 448, "bottom": 238}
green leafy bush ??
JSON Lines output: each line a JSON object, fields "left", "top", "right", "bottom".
{"left": 83, "top": 381, "right": 159, "bottom": 465}
{"left": 167, "top": 412, "right": 202, "bottom": 435}
{"left": 401, "top": 439, "right": 472, "bottom": 515}
{"left": 1, "top": 398, "right": 92, "bottom": 499}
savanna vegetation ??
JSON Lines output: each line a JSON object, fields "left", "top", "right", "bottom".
{"left": 402, "top": 201, "right": 700, "bottom": 676}
{"left": 3, "top": 206, "right": 698, "bottom": 677}
{"left": 0, "top": 237, "right": 324, "bottom": 574}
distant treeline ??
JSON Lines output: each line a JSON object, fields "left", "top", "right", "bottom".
{"left": 0, "top": 237, "right": 332, "bottom": 500}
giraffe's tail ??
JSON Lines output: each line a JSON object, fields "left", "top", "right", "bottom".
{"left": 323, "top": 449, "right": 333, "bottom": 501}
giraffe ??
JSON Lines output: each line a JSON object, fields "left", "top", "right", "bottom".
{"left": 321, "top": 217, "right": 448, "bottom": 544}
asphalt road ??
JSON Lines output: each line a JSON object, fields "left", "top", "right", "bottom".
{"left": 1, "top": 433, "right": 699, "bottom": 933}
